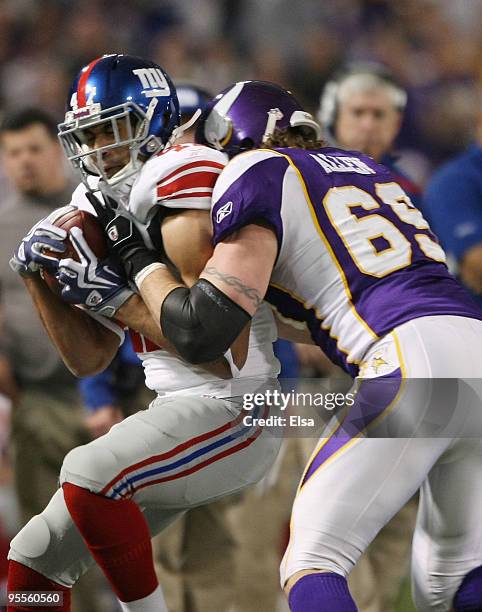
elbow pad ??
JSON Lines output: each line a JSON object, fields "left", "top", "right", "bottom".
{"left": 161, "top": 279, "right": 251, "bottom": 364}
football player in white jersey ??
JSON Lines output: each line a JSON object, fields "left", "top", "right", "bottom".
{"left": 93, "top": 81, "right": 482, "bottom": 611}
{"left": 7, "top": 57, "right": 282, "bottom": 612}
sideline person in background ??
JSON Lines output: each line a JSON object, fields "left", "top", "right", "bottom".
{"left": 319, "top": 65, "right": 421, "bottom": 206}
{"left": 423, "top": 103, "right": 482, "bottom": 307}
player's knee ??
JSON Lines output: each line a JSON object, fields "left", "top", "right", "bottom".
{"left": 453, "top": 565, "right": 482, "bottom": 611}
{"left": 60, "top": 443, "right": 118, "bottom": 491}
{"left": 9, "top": 515, "right": 51, "bottom": 561}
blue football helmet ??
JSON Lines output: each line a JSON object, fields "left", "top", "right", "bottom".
{"left": 58, "top": 54, "right": 180, "bottom": 189}
{"left": 176, "top": 84, "right": 212, "bottom": 118}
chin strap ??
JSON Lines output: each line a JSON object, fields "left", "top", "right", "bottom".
{"left": 290, "top": 110, "right": 323, "bottom": 139}
{"left": 262, "top": 108, "right": 285, "bottom": 143}
{"left": 166, "top": 109, "right": 202, "bottom": 149}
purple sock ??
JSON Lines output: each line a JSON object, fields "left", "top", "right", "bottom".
{"left": 288, "top": 572, "right": 357, "bottom": 612}
{"left": 453, "top": 565, "right": 482, "bottom": 611}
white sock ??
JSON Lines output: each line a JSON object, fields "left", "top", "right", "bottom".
{"left": 118, "top": 585, "right": 168, "bottom": 611}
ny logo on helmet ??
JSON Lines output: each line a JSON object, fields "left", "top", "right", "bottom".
{"left": 133, "top": 68, "right": 170, "bottom": 98}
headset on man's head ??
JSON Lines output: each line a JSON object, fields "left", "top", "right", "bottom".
{"left": 318, "top": 63, "right": 407, "bottom": 141}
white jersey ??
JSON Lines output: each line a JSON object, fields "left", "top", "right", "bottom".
{"left": 210, "top": 147, "right": 482, "bottom": 377}
{"left": 70, "top": 144, "right": 280, "bottom": 396}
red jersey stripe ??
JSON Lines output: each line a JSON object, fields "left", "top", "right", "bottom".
{"left": 144, "top": 337, "right": 161, "bottom": 352}
{"left": 157, "top": 171, "right": 220, "bottom": 198}
{"left": 157, "top": 160, "right": 224, "bottom": 187}
{"left": 129, "top": 330, "right": 144, "bottom": 353}
{"left": 129, "top": 330, "right": 161, "bottom": 353}
{"left": 158, "top": 191, "right": 213, "bottom": 202}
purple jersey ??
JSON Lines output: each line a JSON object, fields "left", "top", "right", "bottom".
{"left": 211, "top": 147, "right": 482, "bottom": 375}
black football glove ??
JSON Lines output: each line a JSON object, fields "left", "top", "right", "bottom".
{"left": 85, "top": 192, "right": 160, "bottom": 281}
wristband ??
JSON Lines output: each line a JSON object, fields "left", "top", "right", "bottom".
{"left": 135, "top": 262, "right": 168, "bottom": 290}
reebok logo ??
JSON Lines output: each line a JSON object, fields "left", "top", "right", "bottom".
{"left": 216, "top": 201, "right": 233, "bottom": 224}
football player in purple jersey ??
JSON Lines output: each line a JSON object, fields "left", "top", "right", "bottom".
{"left": 92, "top": 81, "right": 482, "bottom": 612}
{"left": 319, "top": 67, "right": 421, "bottom": 612}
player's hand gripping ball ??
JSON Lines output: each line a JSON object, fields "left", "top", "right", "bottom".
{"left": 57, "top": 226, "right": 134, "bottom": 318}
{"left": 39, "top": 206, "right": 108, "bottom": 295}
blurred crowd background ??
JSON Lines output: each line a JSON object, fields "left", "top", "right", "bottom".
{"left": 0, "top": 1, "right": 481, "bottom": 611}
{"left": 0, "top": 0, "right": 481, "bottom": 176}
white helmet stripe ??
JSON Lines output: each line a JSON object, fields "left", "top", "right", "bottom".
{"left": 212, "top": 81, "right": 249, "bottom": 117}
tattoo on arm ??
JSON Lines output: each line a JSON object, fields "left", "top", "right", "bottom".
{"left": 204, "top": 266, "right": 263, "bottom": 309}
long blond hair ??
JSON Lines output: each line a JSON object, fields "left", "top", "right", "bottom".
{"left": 263, "top": 126, "right": 325, "bottom": 150}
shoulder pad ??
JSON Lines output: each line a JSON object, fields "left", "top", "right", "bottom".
{"left": 212, "top": 149, "right": 285, "bottom": 204}
{"left": 210, "top": 149, "right": 287, "bottom": 248}
{"left": 128, "top": 144, "right": 228, "bottom": 223}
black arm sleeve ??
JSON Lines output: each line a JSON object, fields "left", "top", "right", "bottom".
{"left": 160, "top": 279, "right": 251, "bottom": 364}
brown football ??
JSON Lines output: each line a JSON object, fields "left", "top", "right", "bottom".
{"left": 41, "top": 206, "right": 108, "bottom": 296}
